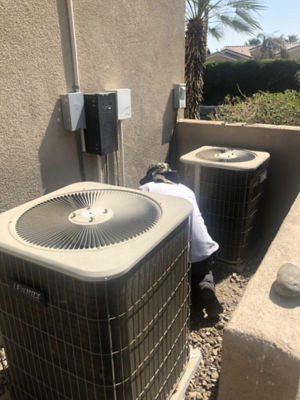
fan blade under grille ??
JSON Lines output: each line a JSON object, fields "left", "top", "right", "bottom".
{"left": 196, "top": 148, "right": 255, "bottom": 163}
{"left": 15, "top": 190, "right": 161, "bottom": 250}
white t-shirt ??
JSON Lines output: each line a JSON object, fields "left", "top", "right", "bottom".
{"left": 139, "top": 182, "right": 219, "bottom": 262}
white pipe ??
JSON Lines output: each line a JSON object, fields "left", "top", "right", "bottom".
{"left": 97, "top": 155, "right": 104, "bottom": 183}
{"left": 66, "top": 0, "right": 80, "bottom": 91}
{"left": 118, "top": 120, "right": 126, "bottom": 186}
{"left": 105, "top": 154, "right": 110, "bottom": 183}
{"left": 194, "top": 165, "right": 201, "bottom": 203}
{"left": 66, "top": 0, "right": 86, "bottom": 152}
{"left": 80, "top": 130, "right": 86, "bottom": 152}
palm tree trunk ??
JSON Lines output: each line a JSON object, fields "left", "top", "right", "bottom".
{"left": 185, "top": 17, "right": 208, "bottom": 119}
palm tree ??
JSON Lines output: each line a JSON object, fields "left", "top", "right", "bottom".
{"left": 185, "top": 0, "right": 265, "bottom": 119}
{"left": 257, "top": 34, "right": 288, "bottom": 59}
{"left": 245, "top": 37, "right": 261, "bottom": 46}
{"left": 285, "top": 34, "right": 299, "bottom": 43}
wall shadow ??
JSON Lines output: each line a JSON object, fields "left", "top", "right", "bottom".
{"left": 38, "top": 100, "right": 82, "bottom": 194}
{"left": 164, "top": 89, "right": 179, "bottom": 168}
{"left": 162, "top": 89, "right": 177, "bottom": 145}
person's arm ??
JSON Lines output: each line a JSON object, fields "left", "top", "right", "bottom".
{"left": 139, "top": 183, "right": 150, "bottom": 192}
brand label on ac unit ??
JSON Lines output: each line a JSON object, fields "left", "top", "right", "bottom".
{"left": 11, "top": 281, "right": 46, "bottom": 305}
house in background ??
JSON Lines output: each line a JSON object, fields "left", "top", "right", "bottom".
{"left": 207, "top": 42, "right": 300, "bottom": 62}
{"left": 206, "top": 45, "right": 256, "bottom": 62}
{"left": 280, "top": 41, "right": 300, "bottom": 59}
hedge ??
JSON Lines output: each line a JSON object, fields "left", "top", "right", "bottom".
{"left": 214, "top": 90, "right": 300, "bottom": 126}
{"left": 202, "top": 59, "right": 300, "bottom": 105}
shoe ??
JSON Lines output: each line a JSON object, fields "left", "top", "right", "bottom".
{"left": 198, "top": 283, "right": 223, "bottom": 319}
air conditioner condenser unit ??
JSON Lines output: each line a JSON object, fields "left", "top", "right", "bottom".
{"left": 0, "top": 182, "right": 193, "bottom": 400}
{"left": 180, "top": 146, "right": 270, "bottom": 265}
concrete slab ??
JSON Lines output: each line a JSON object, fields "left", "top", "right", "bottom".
{"left": 218, "top": 194, "right": 300, "bottom": 400}
{"left": 170, "top": 347, "right": 202, "bottom": 400}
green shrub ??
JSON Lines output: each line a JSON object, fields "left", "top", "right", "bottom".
{"left": 214, "top": 90, "right": 300, "bottom": 126}
{"left": 203, "top": 60, "right": 300, "bottom": 105}
{"left": 295, "top": 69, "right": 300, "bottom": 87}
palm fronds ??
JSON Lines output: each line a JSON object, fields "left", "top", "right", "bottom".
{"left": 185, "top": 0, "right": 266, "bottom": 119}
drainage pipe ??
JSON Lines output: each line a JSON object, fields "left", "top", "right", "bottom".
{"left": 118, "top": 120, "right": 126, "bottom": 186}
{"left": 65, "top": 0, "right": 87, "bottom": 179}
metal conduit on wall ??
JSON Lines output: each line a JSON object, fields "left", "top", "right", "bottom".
{"left": 65, "top": 0, "right": 127, "bottom": 186}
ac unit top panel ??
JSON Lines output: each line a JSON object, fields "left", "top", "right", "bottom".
{"left": 180, "top": 146, "right": 270, "bottom": 171}
{"left": 0, "top": 182, "right": 193, "bottom": 281}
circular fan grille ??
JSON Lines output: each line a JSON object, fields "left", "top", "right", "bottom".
{"left": 15, "top": 190, "right": 161, "bottom": 250}
{"left": 196, "top": 148, "right": 256, "bottom": 163}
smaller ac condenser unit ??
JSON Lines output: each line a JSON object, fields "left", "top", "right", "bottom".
{"left": 0, "top": 182, "right": 193, "bottom": 400}
{"left": 180, "top": 146, "right": 270, "bottom": 264}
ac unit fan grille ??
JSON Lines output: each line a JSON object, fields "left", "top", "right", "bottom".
{"left": 15, "top": 190, "right": 161, "bottom": 249}
{"left": 196, "top": 148, "right": 255, "bottom": 163}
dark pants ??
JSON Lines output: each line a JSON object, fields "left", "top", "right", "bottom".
{"left": 191, "top": 252, "right": 217, "bottom": 293}
{"left": 191, "top": 252, "right": 223, "bottom": 317}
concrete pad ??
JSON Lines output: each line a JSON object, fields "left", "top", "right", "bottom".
{"left": 218, "top": 194, "right": 300, "bottom": 400}
{"left": 170, "top": 347, "right": 202, "bottom": 400}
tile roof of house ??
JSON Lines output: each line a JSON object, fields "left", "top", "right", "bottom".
{"left": 207, "top": 42, "right": 300, "bottom": 61}
{"left": 284, "top": 42, "right": 300, "bottom": 50}
{"left": 223, "top": 45, "right": 256, "bottom": 57}
{"left": 273, "top": 42, "right": 300, "bottom": 56}
{"left": 206, "top": 46, "right": 255, "bottom": 61}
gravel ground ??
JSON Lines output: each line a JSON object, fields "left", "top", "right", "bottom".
{"left": 0, "top": 347, "right": 8, "bottom": 396}
{"left": 185, "top": 248, "right": 266, "bottom": 400}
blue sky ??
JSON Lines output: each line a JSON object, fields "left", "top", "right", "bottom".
{"left": 207, "top": 0, "right": 300, "bottom": 52}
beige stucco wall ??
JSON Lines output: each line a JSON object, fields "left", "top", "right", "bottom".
{"left": 0, "top": 0, "right": 185, "bottom": 212}
{"left": 175, "top": 120, "right": 300, "bottom": 241}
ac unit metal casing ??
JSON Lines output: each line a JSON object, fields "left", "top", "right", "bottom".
{"left": 180, "top": 146, "right": 270, "bottom": 264}
{"left": 0, "top": 182, "right": 193, "bottom": 400}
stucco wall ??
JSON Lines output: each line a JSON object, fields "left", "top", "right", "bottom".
{"left": 175, "top": 120, "right": 300, "bottom": 241}
{"left": 0, "top": 0, "right": 185, "bottom": 212}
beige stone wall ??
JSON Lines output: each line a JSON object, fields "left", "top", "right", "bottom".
{"left": 175, "top": 120, "right": 300, "bottom": 241}
{"left": 0, "top": 0, "right": 185, "bottom": 212}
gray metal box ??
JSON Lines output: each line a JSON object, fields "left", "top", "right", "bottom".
{"left": 60, "top": 92, "right": 86, "bottom": 131}
{"left": 173, "top": 83, "right": 186, "bottom": 109}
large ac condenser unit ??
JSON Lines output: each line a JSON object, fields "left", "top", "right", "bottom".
{"left": 0, "top": 182, "right": 193, "bottom": 400}
{"left": 180, "top": 146, "right": 270, "bottom": 264}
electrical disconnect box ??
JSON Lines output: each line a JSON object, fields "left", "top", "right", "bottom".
{"left": 60, "top": 92, "right": 86, "bottom": 131}
{"left": 173, "top": 83, "right": 186, "bottom": 109}
{"left": 108, "top": 88, "right": 131, "bottom": 120}
{"left": 84, "top": 92, "right": 118, "bottom": 155}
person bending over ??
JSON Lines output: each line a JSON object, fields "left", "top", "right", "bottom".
{"left": 139, "top": 163, "right": 223, "bottom": 319}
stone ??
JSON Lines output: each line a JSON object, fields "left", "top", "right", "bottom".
{"left": 274, "top": 263, "right": 300, "bottom": 297}
{"left": 215, "top": 321, "right": 225, "bottom": 330}
{"left": 211, "top": 371, "right": 219, "bottom": 380}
